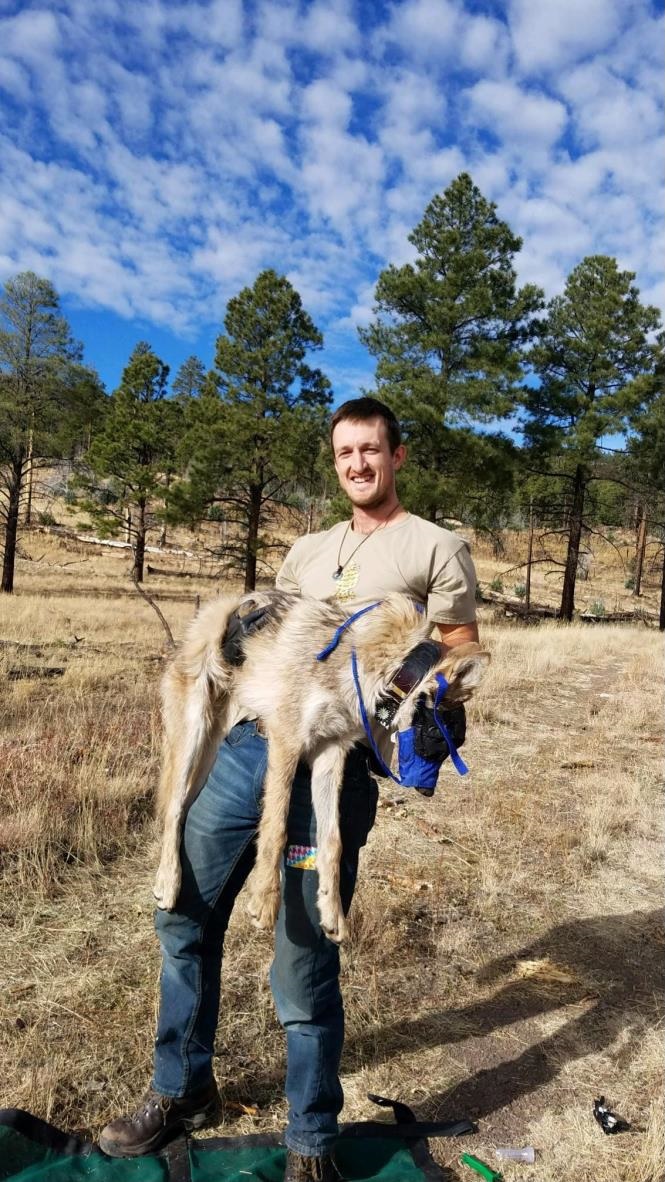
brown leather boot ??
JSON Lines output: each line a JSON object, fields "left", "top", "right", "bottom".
{"left": 283, "top": 1150, "right": 344, "bottom": 1181}
{"left": 98, "top": 1079, "right": 222, "bottom": 1158}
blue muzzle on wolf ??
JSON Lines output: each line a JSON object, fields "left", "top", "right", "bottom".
{"left": 315, "top": 602, "right": 468, "bottom": 792}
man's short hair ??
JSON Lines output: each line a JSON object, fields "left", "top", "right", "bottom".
{"left": 330, "top": 397, "right": 402, "bottom": 453}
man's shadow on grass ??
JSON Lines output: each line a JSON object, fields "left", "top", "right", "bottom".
{"left": 344, "top": 906, "right": 664, "bottom": 1123}
{"left": 229, "top": 907, "right": 663, "bottom": 1126}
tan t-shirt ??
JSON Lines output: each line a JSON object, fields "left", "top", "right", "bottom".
{"left": 276, "top": 513, "right": 477, "bottom": 625}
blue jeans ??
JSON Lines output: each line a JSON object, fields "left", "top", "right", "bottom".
{"left": 152, "top": 721, "right": 378, "bottom": 1156}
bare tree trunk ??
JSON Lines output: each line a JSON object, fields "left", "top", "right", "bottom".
{"left": 133, "top": 500, "right": 146, "bottom": 583}
{"left": 159, "top": 474, "right": 172, "bottom": 546}
{"left": 244, "top": 485, "right": 261, "bottom": 592}
{"left": 659, "top": 544, "right": 665, "bottom": 632}
{"left": 633, "top": 499, "right": 643, "bottom": 532}
{"left": 125, "top": 506, "right": 132, "bottom": 544}
{"left": 131, "top": 569, "right": 175, "bottom": 649}
{"left": 24, "top": 424, "right": 34, "bottom": 526}
{"left": 633, "top": 513, "right": 647, "bottom": 597}
{"left": 525, "top": 498, "right": 534, "bottom": 617}
{"left": 560, "top": 465, "right": 585, "bottom": 622}
{"left": 1, "top": 456, "right": 24, "bottom": 594}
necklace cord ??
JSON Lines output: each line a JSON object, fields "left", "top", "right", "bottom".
{"left": 333, "top": 504, "right": 401, "bottom": 580}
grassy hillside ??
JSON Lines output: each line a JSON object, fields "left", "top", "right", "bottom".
{"left": 0, "top": 521, "right": 663, "bottom": 1182}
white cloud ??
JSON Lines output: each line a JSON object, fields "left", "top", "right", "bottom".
{"left": 300, "top": 0, "right": 360, "bottom": 55}
{"left": 466, "top": 80, "right": 568, "bottom": 150}
{"left": 561, "top": 61, "right": 661, "bottom": 149}
{"left": 301, "top": 78, "right": 352, "bottom": 127}
{"left": 508, "top": 0, "right": 623, "bottom": 74}
{"left": 0, "top": 0, "right": 661, "bottom": 395}
{"left": 0, "top": 55, "right": 31, "bottom": 100}
{"left": 0, "top": 8, "right": 60, "bottom": 63}
{"left": 459, "top": 14, "right": 509, "bottom": 74}
{"left": 379, "top": 0, "right": 460, "bottom": 61}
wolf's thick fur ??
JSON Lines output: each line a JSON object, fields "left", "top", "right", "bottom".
{"left": 154, "top": 591, "right": 489, "bottom": 943}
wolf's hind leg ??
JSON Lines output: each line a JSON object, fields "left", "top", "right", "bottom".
{"left": 310, "top": 745, "right": 347, "bottom": 944}
{"left": 248, "top": 735, "right": 299, "bottom": 931}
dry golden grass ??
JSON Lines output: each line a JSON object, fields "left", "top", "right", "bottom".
{"left": 0, "top": 525, "right": 663, "bottom": 1182}
{"left": 469, "top": 526, "right": 662, "bottom": 620}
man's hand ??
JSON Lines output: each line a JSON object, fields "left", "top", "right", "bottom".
{"left": 222, "top": 607, "right": 270, "bottom": 666}
{"left": 412, "top": 697, "right": 466, "bottom": 762}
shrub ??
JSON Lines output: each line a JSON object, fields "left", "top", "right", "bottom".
{"left": 589, "top": 599, "right": 606, "bottom": 617}
{"left": 37, "top": 509, "right": 57, "bottom": 526}
{"left": 513, "top": 583, "right": 527, "bottom": 600}
{"left": 490, "top": 576, "right": 504, "bottom": 593}
{"left": 625, "top": 576, "right": 636, "bottom": 590}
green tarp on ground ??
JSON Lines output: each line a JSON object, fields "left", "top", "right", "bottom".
{"left": 0, "top": 1100, "right": 474, "bottom": 1182}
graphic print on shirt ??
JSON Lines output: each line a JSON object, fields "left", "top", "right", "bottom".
{"left": 333, "top": 561, "right": 360, "bottom": 601}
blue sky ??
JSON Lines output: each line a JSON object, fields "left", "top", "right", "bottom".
{"left": 1, "top": 0, "right": 663, "bottom": 400}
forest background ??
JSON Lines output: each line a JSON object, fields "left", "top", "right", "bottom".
{"left": 1, "top": 170, "right": 664, "bottom": 1182}
{"left": 1, "top": 172, "right": 663, "bottom": 624}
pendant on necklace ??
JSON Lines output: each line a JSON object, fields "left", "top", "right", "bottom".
{"left": 332, "top": 566, "right": 343, "bottom": 581}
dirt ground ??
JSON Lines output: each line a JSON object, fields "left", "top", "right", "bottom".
{"left": 0, "top": 526, "right": 663, "bottom": 1182}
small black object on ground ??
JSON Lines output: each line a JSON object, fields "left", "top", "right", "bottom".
{"left": 593, "top": 1096, "right": 631, "bottom": 1134}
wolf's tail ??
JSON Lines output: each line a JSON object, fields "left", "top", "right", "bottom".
{"left": 156, "top": 594, "right": 244, "bottom": 821}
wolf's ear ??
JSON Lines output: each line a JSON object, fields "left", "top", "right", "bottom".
{"left": 441, "top": 644, "right": 491, "bottom": 700}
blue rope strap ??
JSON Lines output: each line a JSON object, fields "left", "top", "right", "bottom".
{"left": 433, "top": 673, "right": 469, "bottom": 776}
{"left": 316, "top": 600, "right": 469, "bottom": 783}
{"left": 316, "top": 601, "right": 382, "bottom": 662}
{"left": 351, "top": 648, "right": 401, "bottom": 784}
{"left": 350, "top": 651, "right": 469, "bottom": 783}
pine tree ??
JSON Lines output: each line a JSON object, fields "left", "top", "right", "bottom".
{"left": 627, "top": 366, "right": 665, "bottom": 628}
{"left": 77, "top": 342, "right": 172, "bottom": 581}
{"left": 523, "top": 256, "right": 661, "bottom": 619}
{"left": 360, "top": 172, "right": 542, "bottom": 526}
{"left": 170, "top": 270, "right": 331, "bottom": 590}
{"left": 0, "top": 271, "right": 102, "bottom": 593}
{"left": 172, "top": 355, "right": 206, "bottom": 402}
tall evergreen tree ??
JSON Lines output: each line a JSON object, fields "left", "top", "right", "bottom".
{"left": 172, "top": 355, "right": 206, "bottom": 403}
{"left": 170, "top": 270, "right": 331, "bottom": 590}
{"left": 523, "top": 255, "right": 661, "bottom": 619}
{"left": 627, "top": 371, "right": 665, "bottom": 628}
{"left": 0, "top": 270, "right": 103, "bottom": 593}
{"left": 77, "top": 342, "right": 173, "bottom": 581}
{"left": 360, "top": 172, "right": 542, "bottom": 525}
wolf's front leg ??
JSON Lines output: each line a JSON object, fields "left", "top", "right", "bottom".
{"left": 310, "top": 745, "right": 348, "bottom": 944}
{"left": 248, "top": 735, "right": 299, "bottom": 931}
{"left": 153, "top": 812, "right": 182, "bottom": 910}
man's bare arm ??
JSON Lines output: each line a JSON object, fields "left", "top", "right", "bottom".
{"left": 434, "top": 620, "right": 480, "bottom": 652}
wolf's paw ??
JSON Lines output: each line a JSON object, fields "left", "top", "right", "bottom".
{"left": 248, "top": 888, "right": 280, "bottom": 931}
{"left": 318, "top": 894, "right": 347, "bottom": 945}
{"left": 153, "top": 861, "right": 181, "bottom": 911}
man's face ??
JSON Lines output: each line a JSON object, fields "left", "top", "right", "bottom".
{"left": 331, "top": 416, "right": 406, "bottom": 511}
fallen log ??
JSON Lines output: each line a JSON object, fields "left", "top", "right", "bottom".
{"left": 146, "top": 564, "right": 220, "bottom": 580}
{"left": 8, "top": 667, "right": 66, "bottom": 680}
{"left": 579, "top": 609, "right": 657, "bottom": 624}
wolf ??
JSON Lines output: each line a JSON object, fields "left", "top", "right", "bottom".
{"left": 153, "top": 591, "right": 489, "bottom": 944}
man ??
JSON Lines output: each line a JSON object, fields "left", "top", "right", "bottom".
{"left": 99, "top": 397, "right": 478, "bottom": 1181}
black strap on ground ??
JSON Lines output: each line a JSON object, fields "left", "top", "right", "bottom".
{"left": 351, "top": 1093, "right": 476, "bottom": 1138}
{"left": 163, "top": 1134, "right": 192, "bottom": 1182}
{"left": 353, "top": 1093, "right": 476, "bottom": 1181}
{"left": 0, "top": 1108, "right": 99, "bottom": 1159}
{"left": 341, "top": 1118, "right": 476, "bottom": 1140}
